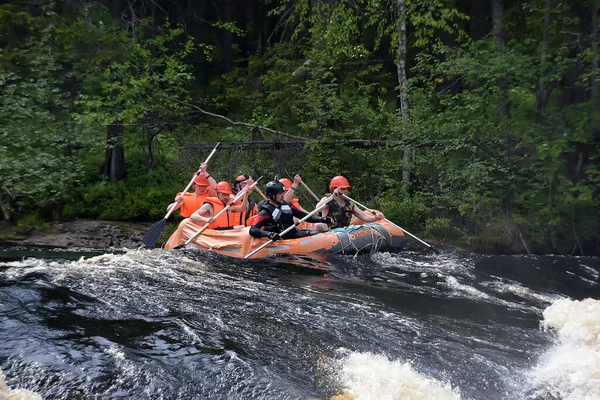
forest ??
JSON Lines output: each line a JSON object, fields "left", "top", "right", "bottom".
{"left": 0, "top": 0, "right": 598, "bottom": 255}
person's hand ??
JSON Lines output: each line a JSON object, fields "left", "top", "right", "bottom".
{"left": 321, "top": 216, "right": 333, "bottom": 225}
{"left": 374, "top": 212, "right": 384, "bottom": 221}
{"left": 268, "top": 232, "right": 281, "bottom": 241}
{"left": 293, "top": 174, "right": 302, "bottom": 185}
{"left": 200, "top": 162, "right": 208, "bottom": 175}
{"left": 333, "top": 188, "right": 342, "bottom": 196}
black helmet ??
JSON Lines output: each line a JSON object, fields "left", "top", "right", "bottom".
{"left": 265, "top": 181, "right": 285, "bottom": 200}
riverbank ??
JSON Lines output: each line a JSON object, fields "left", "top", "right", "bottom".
{"left": 1, "top": 219, "right": 587, "bottom": 255}
{"left": 0, "top": 220, "right": 152, "bottom": 249}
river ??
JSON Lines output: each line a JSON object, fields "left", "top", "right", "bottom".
{"left": 1, "top": 245, "right": 599, "bottom": 399}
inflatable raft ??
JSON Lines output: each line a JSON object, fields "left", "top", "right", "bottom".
{"left": 164, "top": 218, "right": 405, "bottom": 259}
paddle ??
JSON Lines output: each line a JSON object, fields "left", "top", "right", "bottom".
{"left": 341, "top": 194, "right": 441, "bottom": 254}
{"left": 142, "top": 143, "right": 220, "bottom": 247}
{"left": 244, "top": 201, "right": 329, "bottom": 259}
{"left": 299, "top": 181, "right": 320, "bottom": 202}
{"left": 175, "top": 177, "right": 263, "bottom": 249}
{"left": 254, "top": 186, "right": 268, "bottom": 201}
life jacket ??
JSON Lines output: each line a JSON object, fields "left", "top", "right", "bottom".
{"left": 177, "top": 192, "right": 212, "bottom": 218}
{"left": 327, "top": 196, "right": 354, "bottom": 228}
{"left": 203, "top": 197, "right": 241, "bottom": 230}
{"left": 239, "top": 198, "right": 258, "bottom": 226}
{"left": 291, "top": 198, "right": 302, "bottom": 210}
{"left": 258, "top": 201, "right": 295, "bottom": 232}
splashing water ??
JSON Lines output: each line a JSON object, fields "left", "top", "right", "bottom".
{"left": 528, "top": 298, "right": 600, "bottom": 400}
{"left": 329, "top": 350, "right": 461, "bottom": 400}
{"left": 0, "top": 369, "right": 42, "bottom": 400}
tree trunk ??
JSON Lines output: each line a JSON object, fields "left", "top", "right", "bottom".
{"left": 468, "top": 0, "right": 491, "bottom": 40}
{"left": 0, "top": 198, "right": 10, "bottom": 222}
{"left": 147, "top": 128, "right": 156, "bottom": 174}
{"left": 396, "top": 0, "right": 411, "bottom": 185}
{"left": 104, "top": 0, "right": 126, "bottom": 182}
{"left": 537, "top": 0, "right": 551, "bottom": 114}
{"left": 105, "top": 122, "right": 126, "bottom": 182}
{"left": 592, "top": 0, "right": 598, "bottom": 101}
{"left": 218, "top": 0, "right": 234, "bottom": 72}
{"left": 492, "top": 0, "right": 508, "bottom": 119}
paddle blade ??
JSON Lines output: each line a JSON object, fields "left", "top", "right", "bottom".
{"left": 430, "top": 245, "right": 442, "bottom": 254}
{"left": 142, "top": 219, "right": 166, "bottom": 247}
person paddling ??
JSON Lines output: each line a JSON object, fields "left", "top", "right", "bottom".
{"left": 249, "top": 181, "right": 331, "bottom": 241}
{"left": 234, "top": 174, "right": 259, "bottom": 225}
{"left": 190, "top": 182, "right": 249, "bottom": 230}
{"left": 280, "top": 174, "right": 330, "bottom": 232}
{"left": 168, "top": 163, "right": 217, "bottom": 217}
{"left": 280, "top": 175, "right": 309, "bottom": 213}
{"left": 314, "top": 175, "right": 383, "bottom": 231}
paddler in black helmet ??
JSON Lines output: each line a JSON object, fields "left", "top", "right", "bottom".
{"left": 249, "top": 180, "right": 331, "bottom": 241}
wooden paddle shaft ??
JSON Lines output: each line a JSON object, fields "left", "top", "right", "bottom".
{"left": 164, "top": 143, "right": 220, "bottom": 220}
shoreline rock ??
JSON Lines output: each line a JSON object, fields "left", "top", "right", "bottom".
{"left": 0, "top": 220, "right": 151, "bottom": 249}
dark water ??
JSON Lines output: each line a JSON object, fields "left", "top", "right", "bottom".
{"left": 1, "top": 244, "right": 599, "bottom": 399}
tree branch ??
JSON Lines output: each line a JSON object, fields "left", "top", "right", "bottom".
{"left": 164, "top": 96, "right": 310, "bottom": 141}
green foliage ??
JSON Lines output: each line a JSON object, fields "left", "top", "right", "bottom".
{"left": 77, "top": 172, "right": 181, "bottom": 220}
{"left": 1, "top": 0, "right": 599, "bottom": 255}
{"left": 381, "top": 195, "right": 428, "bottom": 231}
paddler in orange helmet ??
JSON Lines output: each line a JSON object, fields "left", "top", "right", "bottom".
{"left": 233, "top": 174, "right": 259, "bottom": 225}
{"left": 280, "top": 175, "right": 309, "bottom": 213}
{"left": 249, "top": 181, "right": 331, "bottom": 241}
{"left": 280, "top": 174, "right": 329, "bottom": 232}
{"left": 314, "top": 175, "right": 383, "bottom": 231}
{"left": 190, "top": 181, "right": 250, "bottom": 230}
{"left": 168, "top": 163, "right": 217, "bottom": 217}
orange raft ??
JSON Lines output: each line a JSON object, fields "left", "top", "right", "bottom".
{"left": 164, "top": 218, "right": 405, "bottom": 259}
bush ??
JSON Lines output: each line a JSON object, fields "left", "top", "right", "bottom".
{"left": 380, "top": 195, "right": 428, "bottom": 231}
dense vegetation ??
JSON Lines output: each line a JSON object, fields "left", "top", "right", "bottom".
{"left": 1, "top": 0, "right": 598, "bottom": 255}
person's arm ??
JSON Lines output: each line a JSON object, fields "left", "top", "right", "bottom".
{"left": 315, "top": 195, "right": 333, "bottom": 217}
{"left": 297, "top": 204, "right": 309, "bottom": 214}
{"left": 290, "top": 205, "right": 330, "bottom": 224}
{"left": 200, "top": 163, "right": 217, "bottom": 190}
{"left": 352, "top": 206, "right": 383, "bottom": 223}
{"left": 283, "top": 175, "right": 301, "bottom": 203}
{"left": 190, "top": 203, "right": 214, "bottom": 223}
{"left": 168, "top": 197, "right": 183, "bottom": 212}
{"left": 230, "top": 187, "right": 250, "bottom": 212}
{"left": 249, "top": 211, "right": 274, "bottom": 238}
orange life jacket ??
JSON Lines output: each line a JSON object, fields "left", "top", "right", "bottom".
{"left": 203, "top": 197, "right": 242, "bottom": 230}
{"left": 291, "top": 198, "right": 302, "bottom": 210}
{"left": 242, "top": 203, "right": 259, "bottom": 226}
{"left": 177, "top": 191, "right": 213, "bottom": 217}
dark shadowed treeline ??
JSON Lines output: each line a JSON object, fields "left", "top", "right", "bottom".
{"left": 0, "top": 0, "right": 598, "bottom": 255}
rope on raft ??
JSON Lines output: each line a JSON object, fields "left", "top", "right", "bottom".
{"left": 335, "top": 224, "right": 387, "bottom": 257}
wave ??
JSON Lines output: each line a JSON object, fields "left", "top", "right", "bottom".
{"left": 0, "top": 369, "right": 42, "bottom": 400}
{"left": 328, "top": 349, "right": 461, "bottom": 400}
{"left": 527, "top": 298, "right": 600, "bottom": 399}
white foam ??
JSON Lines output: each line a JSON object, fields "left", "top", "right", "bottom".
{"left": 331, "top": 350, "right": 461, "bottom": 400}
{"left": 528, "top": 298, "right": 600, "bottom": 399}
{"left": 0, "top": 369, "right": 42, "bottom": 400}
{"left": 541, "top": 298, "right": 600, "bottom": 347}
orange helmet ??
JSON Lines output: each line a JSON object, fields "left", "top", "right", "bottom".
{"left": 235, "top": 174, "right": 249, "bottom": 184}
{"left": 216, "top": 181, "right": 233, "bottom": 195}
{"left": 193, "top": 173, "right": 209, "bottom": 187}
{"left": 329, "top": 176, "right": 351, "bottom": 192}
{"left": 278, "top": 178, "right": 293, "bottom": 191}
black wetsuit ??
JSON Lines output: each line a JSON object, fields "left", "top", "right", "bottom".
{"left": 249, "top": 201, "right": 324, "bottom": 239}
